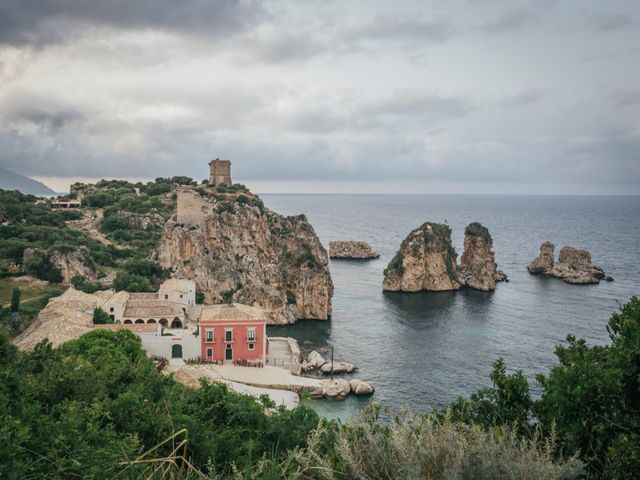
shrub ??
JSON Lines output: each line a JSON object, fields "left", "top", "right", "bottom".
{"left": 92, "top": 307, "right": 113, "bottom": 324}
{"left": 466, "top": 222, "right": 492, "bottom": 243}
{"left": 24, "top": 251, "right": 62, "bottom": 283}
{"left": 113, "top": 271, "right": 154, "bottom": 292}
{"left": 10, "top": 287, "right": 20, "bottom": 312}
{"left": 70, "top": 275, "right": 99, "bottom": 293}
{"left": 195, "top": 292, "right": 205, "bottom": 304}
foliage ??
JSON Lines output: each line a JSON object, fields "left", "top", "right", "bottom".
{"left": 442, "top": 297, "right": 640, "bottom": 479}
{"left": 24, "top": 250, "right": 63, "bottom": 283}
{"left": 195, "top": 292, "right": 205, "bottom": 304}
{"left": 286, "top": 291, "right": 297, "bottom": 305}
{"left": 92, "top": 307, "right": 113, "bottom": 324}
{"left": 10, "top": 287, "right": 20, "bottom": 312}
{"left": 71, "top": 274, "right": 100, "bottom": 293}
{"left": 0, "top": 329, "right": 319, "bottom": 478}
{"left": 114, "top": 271, "right": 155, "bottom": 292}
{"left": 294, "top": 244, "right": 320, "bottom": 269}
{"left": 384, "top": 251, "right": 404, "bottom": 276}
{"left": 534, "top": 296, "right": 640, "bottom": 479}
{"left": 465, "top": 222, "right": 492, "bottom": 243}
{"left": 287, "top": 404, "right": 583, "bottom": 480}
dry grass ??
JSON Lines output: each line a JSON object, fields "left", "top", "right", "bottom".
{"left": 288, "top": 405, "right": 584, "bottom": 480}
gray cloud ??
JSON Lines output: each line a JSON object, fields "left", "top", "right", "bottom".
{"left": 610, "top": 90, "right": 640, "bottom": 108}
{"left": 500, "top": 88, "right": 553, "bottom": 107}
{"left": 481, "top": 1, "right": 553, "bottom": 33}
{"left": 0, "top": 0, "right": 265, "bottom": 47}
{"left": 342, "top": 14, "right": 455, "bottom": 46}
{"left": 590, "top": 12, "right": 635, "bottom": 33}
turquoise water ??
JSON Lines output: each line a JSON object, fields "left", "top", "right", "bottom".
{"left": 263, "top": 195, "right": 640, "bottom": 420}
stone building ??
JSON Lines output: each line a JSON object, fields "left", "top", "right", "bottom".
{"left": 209, "top": 158, "right": 232, "bottom": 186}
{"left": 102, "top": 278, "right": 197, "bottom": 328}
{"left": 159, "top": 278, "right": 196, "bottom": 306}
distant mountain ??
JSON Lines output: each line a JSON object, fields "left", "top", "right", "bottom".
{"left": 0, "top": 167, "right": 57, "bottom": 196}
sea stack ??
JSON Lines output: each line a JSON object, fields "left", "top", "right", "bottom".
{"left": 527, "top": 242, "right": 609, "bottom": 284}
{"left": 382, "top": 222, "right": 460, "bottom": 292}
{"left": 329, "top": 241, "right": 380, "bottom": 260}
{"left": 458, "top": 222, "right": 507, "bottom": 291}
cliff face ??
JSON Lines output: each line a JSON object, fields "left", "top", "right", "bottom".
{"left": 382, "top": 222, "right": 460, "bottom": 292}
{"left": 458, "top": 223, "right": 506, "bottom": 291}
{"left": 159, "top": 188, "right": 333, "bottom": 324}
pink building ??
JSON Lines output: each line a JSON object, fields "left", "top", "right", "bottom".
{"left": 199, "top": 303, "right": 267, "bottom": 366}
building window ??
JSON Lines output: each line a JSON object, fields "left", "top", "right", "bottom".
{"left": 180, "top": 294, "right": 183, "bottom": 298}
{"left": 206, "top": 329, "right": 214, "bottom": 342}
{"left": 248, "top": 343, "right": 254, "bottom": 350}
{"left": 206, "top": 347, "right": 213, "bottom": 359}
{"left": 247, "top": 328, "right": 256, "bottom": 341}
{"left": 225, "top": 329, "right": 233, "bottom": 342}
{"left": 165, "top": 294, "right": 169, "bottom": 299}
{"left": 109, "top": 307, "right": 114, "bottom": 312}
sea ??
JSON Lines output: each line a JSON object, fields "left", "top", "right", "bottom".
{"left": 262, "top": 194, "right": 640, "bottom": 420}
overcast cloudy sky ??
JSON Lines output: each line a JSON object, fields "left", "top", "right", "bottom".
{"left": 0, "top": 0, "right": 638, "bottom": 194}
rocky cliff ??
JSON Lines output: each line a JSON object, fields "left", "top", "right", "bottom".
{"left": 23, "top": 246, "right": 97, "bottom": 284}
{"left": 458, "top": 222, "right": 507, "bottom": 291}
{"left": 329, "top": 241, "right": 379, "bottom": 259}
{"left": 528, "top": 242, "right": 609, "bottom": 284}
{"left": 159, "top": 188, "right": 333, "bottom": 324}
{"left": 382, "top": 222, "right": 460, "bottom": 292}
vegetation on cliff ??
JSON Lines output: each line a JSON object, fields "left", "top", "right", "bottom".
{"left": 465, "top": 221, "right": 492, "bottom": 243}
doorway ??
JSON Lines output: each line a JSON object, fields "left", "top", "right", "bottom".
{"left": 171, "top": 344, "right": 183, "bottom": 358}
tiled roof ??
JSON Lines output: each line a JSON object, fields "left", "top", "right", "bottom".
{"left": 124, "top": 298, "right": 183, "bottom": 319}
{"left": 105, "top": 290, "right": 129, "bottom": 307}
{"left": 200, "top": 303, "right": 266, "bottom": 322}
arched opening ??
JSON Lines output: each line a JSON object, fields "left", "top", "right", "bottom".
{"left": 171, "top": 318, "right": 183, "bottom": 329}
{"left": 135, "top": 319, "right": 145, "bottom": 324}
{"left": 147, "top": 319, "right": 156, "bottom": 324}
{"left": 171, "top": 344, "right": 183, "bottom": 358}
{"left": 124, "top": 319, "right": 132, "bottom": 324}
{"left": 159, "top": 318, "right": 168, "bottom": 327}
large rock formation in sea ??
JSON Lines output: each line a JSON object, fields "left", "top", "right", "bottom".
{"left": 458, "top": 222, "right": 508, "bottom": 291}
{"left": 382, "top": 222, "right": 460, "bottom": 292}
{"left": 159, "top": 188, "right": 333, "bottom": 324}
{"left": 329, "top": 241, "right": 379, "bottom": 259}
{"left": 527, "top": 242, "right": 608, "bottom": 284}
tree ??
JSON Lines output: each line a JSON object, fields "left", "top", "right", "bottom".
{"left": 92, "top": 307, "right": 112, "bottom": 324}
{"left": 195, "top": 292, "right": 205, "bottom": 304}
{"left": 10, "top": 287, "right": 21, "bottom": 312}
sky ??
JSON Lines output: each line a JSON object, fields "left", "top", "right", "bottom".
{"left": 0, "top": 0, "right": 638, "bottom": 194}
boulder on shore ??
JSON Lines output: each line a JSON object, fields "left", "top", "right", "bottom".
{"left": 320, "top": 378, "right": 351, "bottom": 400}
{"left": 320, "top": 361, "right": 357, "bottom": 374}
{"left": 349, "top": 379, "right": 375, "bottom": 395}
{"left": 329, "top": 241, "right": 380, "bottom": 260}
{"left": 527, "top": 242, "right": 609, "bottom": 284}
{"left": 382, "top": 222, "right": 460, "bottom": 292}
{"left": 301, "top": 350, "right": 327, "bottom": 372}
{"left": 458, "top": 222, "right": 507, "bottom": 291}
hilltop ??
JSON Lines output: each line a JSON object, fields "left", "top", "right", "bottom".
{"left": 0, "top": 167, "right": 56, "bottom": 196}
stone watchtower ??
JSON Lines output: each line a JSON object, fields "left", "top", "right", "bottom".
{"left": 209, "top": 159, "right": 232, "bottom": 186}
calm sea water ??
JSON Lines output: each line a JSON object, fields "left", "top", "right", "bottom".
{"left": 263, "top": 195, "right": 640, "bottom": 420}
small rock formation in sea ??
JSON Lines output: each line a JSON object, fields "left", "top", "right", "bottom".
{"left": 159, "top": 188, "right": 333, "bottom": 324}
{"left": 527, "top": 241, "right": 555, "bottom": 274}
{"left": 319, "top": 378, "right": 351, "bottom": 401}
{"left": 329, "top": 241, "right": 380, "bottom": 260}
{"left": 458, "top": 222, "right": 508, "bottom": 291}
{"left": 382, "top": 222, "right": 460, "bottom": 292}
{"left": 528, "top": 242, "right": 609, "bottom": 284}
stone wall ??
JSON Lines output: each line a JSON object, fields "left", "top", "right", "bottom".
{"left": 176, "top": 188, "right": 210, "bottom": 226}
